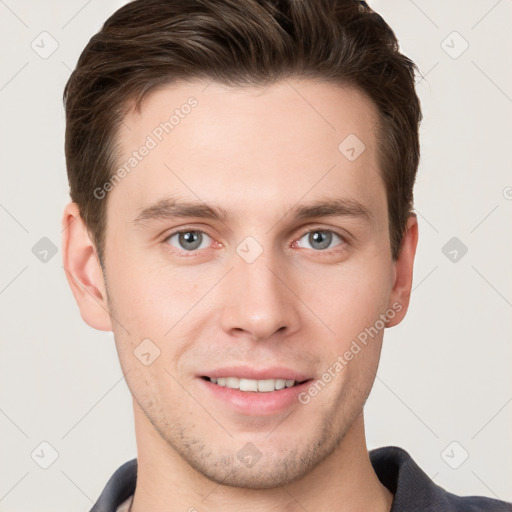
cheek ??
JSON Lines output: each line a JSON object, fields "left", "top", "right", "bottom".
{"left": 295, "top": 255, "right": 392, "bottom": 345}
{"left": 304, "top": 264, "right": 390, "bottom": 412}
{"left": 105, "top": 246, "right": 184, "bottom": 331}
{"left": 105, "top": 253, "right": 216, "bottom": 377}
{"left": 107, "top": 266, "right": 191, "bottom": 397}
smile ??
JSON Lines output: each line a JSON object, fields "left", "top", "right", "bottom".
{"left": 203, "top": 376, "right": 306, "bottom": 392}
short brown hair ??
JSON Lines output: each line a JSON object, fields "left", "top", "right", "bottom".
{"left": 63, "top": 0, "right": 421, "bottom": 263}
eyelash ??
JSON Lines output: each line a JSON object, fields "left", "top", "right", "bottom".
{"left": 162, "top": 227, "right": 348, "bottom": 256}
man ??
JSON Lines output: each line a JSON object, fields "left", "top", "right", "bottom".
{"left": 61, "top": 0, "right": 511, "bottom": 510}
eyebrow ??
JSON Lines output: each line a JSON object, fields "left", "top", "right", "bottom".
{"left": 132, "top": 195, "right": 373, "bottom": 227}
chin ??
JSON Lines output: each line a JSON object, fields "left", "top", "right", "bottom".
{"left": 195, "top": 459, "right": 311, "bottom": 489}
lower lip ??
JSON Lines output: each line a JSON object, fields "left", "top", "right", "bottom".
{"left": 198, "top": 378, "right": 312, "bottom": 415}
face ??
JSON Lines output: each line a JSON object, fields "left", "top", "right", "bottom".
{"left": 67, "top": 78, "right": 416, "bottom": 488}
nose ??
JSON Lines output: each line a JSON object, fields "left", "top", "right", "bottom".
{"left": 218, "top": 246, "right": 301, "bottom": 341}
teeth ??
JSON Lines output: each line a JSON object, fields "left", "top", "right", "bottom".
{"left": 240, "top": 378, "right": 258, "bottom": 391}
{"left": 208, "top": 377, "right": 298, "bottom": 392}
{"left": 275, "top": 379, "right": 286, "bottom": 390}
{"left": 225, "top": 377, "right": 239, "bottom": 388}
{"left": 257, "top": 379, "right": 275, "bottom": 392}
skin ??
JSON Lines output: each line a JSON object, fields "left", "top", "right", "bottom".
{"left": 62, "top": 78, "right": 418, "bottom": 512}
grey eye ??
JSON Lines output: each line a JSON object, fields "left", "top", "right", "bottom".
{"left": 298, "top": 230, "right": 343, "bottom": 251}
{"left": 167, "top": 230, "right": 211, "bottom": 251}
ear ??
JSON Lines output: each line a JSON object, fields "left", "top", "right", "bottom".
{"left": 386, "top": 214, "right": 419, "bottom": 328}
{"left": 61, "top": 202, "right": 113, "bottom": 331}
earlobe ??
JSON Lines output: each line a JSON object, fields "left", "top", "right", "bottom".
{"left": 386, "top": 214, "right": 419, "bottom": 328}
{"left": 61, "top": 202, "right": 113, "bottom": 331}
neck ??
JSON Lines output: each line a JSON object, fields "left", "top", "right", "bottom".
{"left": 130, "top": 402, "right": 393, "bottom": 512}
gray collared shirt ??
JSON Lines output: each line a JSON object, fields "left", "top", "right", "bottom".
{"left": 89, "top": 446, "right": 512, "bottom": 511}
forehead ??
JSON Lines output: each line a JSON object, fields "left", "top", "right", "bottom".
{"left": 109, "top": 78, "right": 385, "bottom": 228}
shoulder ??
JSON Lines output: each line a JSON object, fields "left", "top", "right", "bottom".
{"left": 89, "top": 458, "right": 137, "bottom": 512}
{"left": 370, "top": 446, "right": 512, "bottom": 512}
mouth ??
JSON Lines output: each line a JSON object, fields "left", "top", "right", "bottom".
{"left": 197, "top": 366, "right": 314, "bottom": 415}
{"left": 201, "top": 376, "right": 310, "bottom": 392}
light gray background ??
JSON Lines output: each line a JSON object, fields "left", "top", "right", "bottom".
{"left": 0, "top": 1, "right": 511, "bottom": 510}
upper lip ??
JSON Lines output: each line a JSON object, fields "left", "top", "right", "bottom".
{"left": 199, "top": 365, "right": 311, "bottom": 382}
